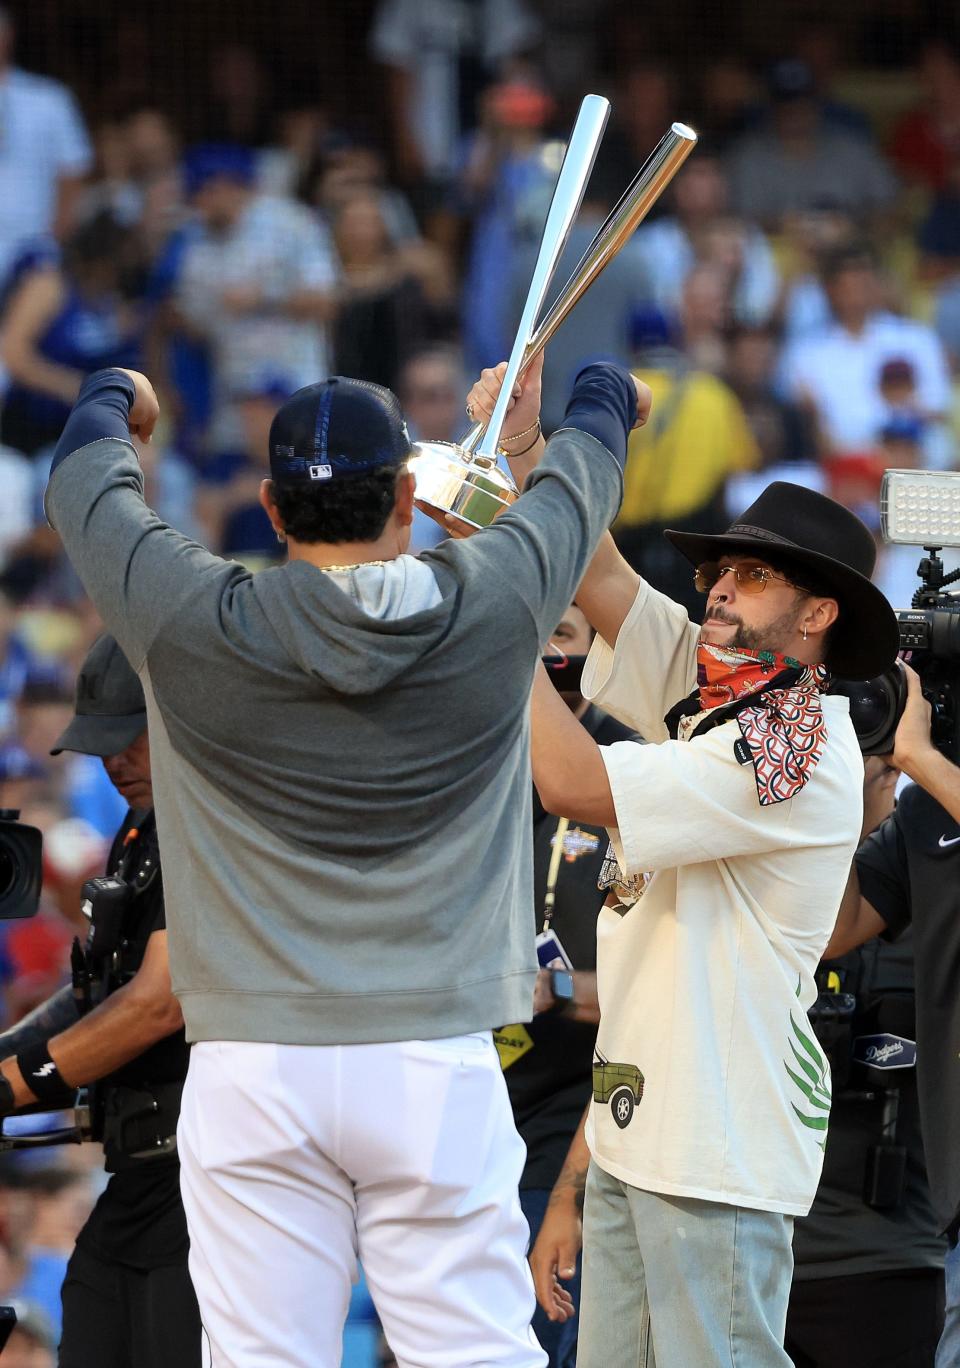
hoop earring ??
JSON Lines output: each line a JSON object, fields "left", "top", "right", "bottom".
{"left": 276, "top": 530, "right": 286, "bottom": 544}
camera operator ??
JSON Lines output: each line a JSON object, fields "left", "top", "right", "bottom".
{"left": 787, "top": 888, "right": 945, "bottom": 1363}
{"left": 0, "top": 633, "right": 200, "bottom": 1367}
{"left": 499, "top": 603, "right": 634, "bottom": 1368}
{"left": 827, "top": 663, "right": 960, "bottom": 1366}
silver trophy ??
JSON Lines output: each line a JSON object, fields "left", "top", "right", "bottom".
{"left": 409, "top": 100, "right": 698, "bottom": 529}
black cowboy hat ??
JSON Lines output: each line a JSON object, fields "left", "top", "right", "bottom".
{"left": 664, "top": 481, "right": 900, "bottom": 680}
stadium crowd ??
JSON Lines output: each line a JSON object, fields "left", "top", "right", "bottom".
{"left": 2, "top": 1, "right": 960, "bottom": 1362}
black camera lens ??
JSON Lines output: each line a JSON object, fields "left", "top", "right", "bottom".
{"left": 0, "top": 813, "right": 43, "bottom": 921}
{"left": 828, "top": 668, "right": 906, "bottom": 756}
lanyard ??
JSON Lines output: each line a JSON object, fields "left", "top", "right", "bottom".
{"left": 541, "top": 816, "right": 569, "bottom": 933}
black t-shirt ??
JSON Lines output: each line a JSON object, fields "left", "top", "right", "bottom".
{"left": 792, "top": 933, "right": 945, "bottom": 1279}
{"left": 856, "top": 781, "right": 960, "bottom": 1235}
{"left": 504, "top": 707, "right": 635, "bottom": 1191}
{"left": 77, "top": 809, "right": 191, "bottom": 1270}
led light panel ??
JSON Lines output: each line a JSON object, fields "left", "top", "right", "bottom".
{"left": 880, "top": 469, "right": 960, "bottom": 548}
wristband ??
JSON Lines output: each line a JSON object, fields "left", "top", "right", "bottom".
{"left": 17, "top": 1042, "right": 70, "bottom": 1105}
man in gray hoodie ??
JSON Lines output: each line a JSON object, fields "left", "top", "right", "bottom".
{"left": 44, "top": 361, "right": 643, "bottom": 1367}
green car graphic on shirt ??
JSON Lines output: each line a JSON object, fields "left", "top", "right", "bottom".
{"left": 593, "top": 1053, "right": 645, "bottom": 1129}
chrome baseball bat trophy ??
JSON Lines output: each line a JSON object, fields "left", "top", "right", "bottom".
{"left": 409, "top": 105, "right": 698, "bottom": 528}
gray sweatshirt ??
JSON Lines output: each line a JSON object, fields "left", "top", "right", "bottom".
{"left": 46, "top": 426, "right": 623, "bottom": 1045}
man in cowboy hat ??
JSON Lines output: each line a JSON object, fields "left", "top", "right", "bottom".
{"left": 521, "top": 481, "right": 900, "bottom": 1367}
{"left": 465, "top": 364, "right": 898, "bottom": 1368}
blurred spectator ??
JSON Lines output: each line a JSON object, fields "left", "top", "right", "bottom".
{"left": 257, "top": 98, "right": 330, "bottom": 200}
{"left": 725, "top": 322, "right": 815, "bottom": 470}
{"left": 332, "top": 191, "right": 452, "bottom": 389}
{"left": 0, "top": 1169, "right": 93, "bottom": 1336}
{"left": 889, "top": 37, "right": 960, "bottom": 192}
{"left": 726, "top": 60, "right": 897, "bottom": 227}
{"left": 509, "top": 174, "right": 652, "bottom": 433}
{"left": 207, "top": 44, "right": 273, "bottom": 148}
{"left": 917, "top": 151, "right": 960, "bottom": 281}
{"left": 0, "top": 451, "right": 34, "bottom": 571}
{"left": 298, "top": 134, "right": 419, "bottom": 245}
{"left": 613, "top": 315, "right": 759, "bottom": 615}
{"left": 935, "top": 274, "right": 960, "bottom": 366}
{"left": 698, "top": 57, "right": 761, "bottom": 151}
{"left": 0, "top": 588, "right": 40, "bottom": 738}
{"left": 171, "top": 144, "right": 337, "bottom": 447}
{"left": 195, "top": 374, "right": 291, "bottom": 563}
{"left": 397, "top": 344, "right": 466, "bottom": 445}
{"left": 636, "top": 152, "right": 779, "bottom": 327}
{"left": 780, "top": 243, "right": 951, "bottom": 453}
{"left": 1, "top": 1302, "right": 56, "bottom": 1368}
{"left": 777, "top": 203, "right": 858, "bottom": 342}
{"left": 395, "top": 344, "right": 468, "bottom": 553}
{"left": 461, "top": 76, "right": 557, "bottom": 370}
{"left": 589, "top": 63, "right": 678, "bottom": 193}
{"left": 791, "top": 19, "right": 875, "bottom": 141}
{"left": 0, "top": 213, "right": 142, "bottom": 458}
{"left": 678, "top": 262, "right": 731, "bottom": 374}
{"left": 369, "top": 0, "right": 540, "bottom": 206}
{"left": 0, "top": 7, "right": 92, "bottom": 292}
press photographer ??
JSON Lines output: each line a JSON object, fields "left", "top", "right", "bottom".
{"left": 0, "top": 634, "right": 200, "bottom": 1367}
{"left": 827, "top": 659, "right": 960, "bottom": 1367}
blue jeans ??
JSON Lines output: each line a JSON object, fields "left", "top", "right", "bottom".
{"left": 576, "top": 1161, "right": 794, "bottom": 1368}
{"left": 520, "top": 1187, "right": 581, "bottom": 1368}
{"left": 937, "top": 1239, "right": 960, "bottom": 1367}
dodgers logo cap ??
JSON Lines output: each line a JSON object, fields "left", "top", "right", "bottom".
{"left": 268, "top": 376, "right": 413, "bottom": 486}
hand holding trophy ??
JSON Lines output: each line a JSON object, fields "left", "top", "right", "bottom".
{"left": 410, "top": 96, "right": 696, "bottom": 533}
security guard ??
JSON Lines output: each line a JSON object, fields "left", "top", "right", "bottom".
{"left": 0, "top": 634, "right": 201, "bottom": 1367}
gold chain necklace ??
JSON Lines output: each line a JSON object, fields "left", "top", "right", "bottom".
{"left": 317, "top": 560, "right": 388, "bottom": 572}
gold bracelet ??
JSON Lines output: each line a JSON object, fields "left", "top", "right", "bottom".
{"left": 498, "top": 420, "right": 542, "bottom": 458}
{"left": 498, "top": 418, "right": 541, "bottom": 446}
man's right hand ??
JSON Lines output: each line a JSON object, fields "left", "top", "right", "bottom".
{"left": 529, "top": 1193, "right": 582, "bottom": 1323}
{"left": 114, "top": 369, "right": 160, "bottom": 445}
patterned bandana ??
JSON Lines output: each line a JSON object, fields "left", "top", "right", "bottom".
{"left": 693, "top": 643, "right": 830, "bottom": 806}
{"left": 697, "top": 642, "right": 802, "bottom": 712}
{"left": 598, "top": 642, "right": 831, "bottom": 903}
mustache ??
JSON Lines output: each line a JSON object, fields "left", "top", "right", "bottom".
{"left": 703, "top": 608, "right": 741, "bottom": 625}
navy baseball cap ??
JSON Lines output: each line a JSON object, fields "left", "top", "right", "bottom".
{"left": 51, "top": 635, "right": 146, "bottom": 758}
{"left": 269, "top": 376, "right": 413, "bottom": 486}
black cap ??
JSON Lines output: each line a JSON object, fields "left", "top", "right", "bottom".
{"left": 51, "top": 635, "right": 146, "bottom": 757}
{"left": 269, "top": 376, "right": 413, "bottom": 486}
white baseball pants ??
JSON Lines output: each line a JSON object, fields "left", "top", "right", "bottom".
{"left": 178, "top": 1034, "right": 546, "bottom": 1367}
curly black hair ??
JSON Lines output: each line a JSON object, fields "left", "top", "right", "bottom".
{"left": 269, "top": 467, "right": 402, "bottom": 545}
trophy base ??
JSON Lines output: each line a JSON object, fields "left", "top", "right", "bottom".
{"left": 409, "top": 442, "right": 519, "bottom": 529}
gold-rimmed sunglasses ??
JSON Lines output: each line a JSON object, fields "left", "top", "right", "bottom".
{"left": 693, "top": 561, "right": 805, "bottom": 596}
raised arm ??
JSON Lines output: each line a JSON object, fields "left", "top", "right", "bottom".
{"left": 45, "top": 368, "right": 233, "bottom": 670}
{"left": 458, "top": 358, "right": 649, "bottom": 646}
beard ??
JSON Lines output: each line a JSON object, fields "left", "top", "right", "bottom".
{"left": 701, "top": 604, "right": 803, "bottom": 655}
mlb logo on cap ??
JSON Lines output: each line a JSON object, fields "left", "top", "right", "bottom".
{"left": 308, "top": 465, "right": 333, "bottom": 481}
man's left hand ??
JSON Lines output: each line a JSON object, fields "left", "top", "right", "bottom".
{"left": 114, "top": 370, "right": 160, "bottom": 445}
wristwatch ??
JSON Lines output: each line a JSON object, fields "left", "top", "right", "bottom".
{"left": 549, "top": 969, "right": 575, "bottom": 1014}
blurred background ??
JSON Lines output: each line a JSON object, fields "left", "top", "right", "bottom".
{"left": 1, "top": 1, "right": 960, "bottom": 1360}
